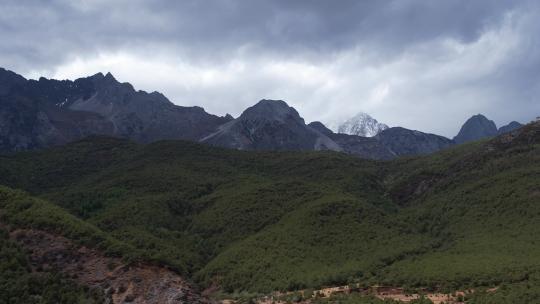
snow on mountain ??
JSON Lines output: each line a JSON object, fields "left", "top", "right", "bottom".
{"left": 336, "top": 112, "right": 389, "bottom": 137}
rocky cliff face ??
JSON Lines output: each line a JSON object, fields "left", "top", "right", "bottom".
{"left": 453, "top": 114, "right": 525, "bottom": 144}
{"left": 0, "top": 67, "right": 495, "bottom": 159}
{"left": 498, "top": 121, "right": 523, "bottom": 135}
{"left": 377, "top": 127, "right": 455, "bottom": 157}
{"left": 453, "top": 114, "right": 498, "bottom": 144}
{"left": 0, "top": 93, "right": 115, "bottom": 151}
{"left": 8, "top": 227, "right": 207, "bottom": 304}
{"left": 202, "top": 101, "right": 454, "bottom": 158}
{"left": 202, "top": 100, "right": 342, "bottom": 151}
{"left": 310, "top": 121, "right": 454, "bottom": 160}
{"left": 0, "top": 69, "right": 231, "bottom": 151}
{"left": 328, "top": 133, "right": 396, "bottom": 160}
{"left": 307, "top": 121, "right": 334, "bottom": 137}
{"left": 0, "top": 68, "right": 26, "bottom": 95}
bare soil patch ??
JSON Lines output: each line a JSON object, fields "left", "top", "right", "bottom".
{"left": 224, "top": 284, "right": 498, "bottom": 304}
{"left": 9, "top": 228, "right": 208, "bottom": 304}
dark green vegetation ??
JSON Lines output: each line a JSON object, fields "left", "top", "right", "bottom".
{"left": 0, "top": 122, "right": 538, "bottom": 302}
{"left": 0, "top": 224, "right": 104, "bottom": 304}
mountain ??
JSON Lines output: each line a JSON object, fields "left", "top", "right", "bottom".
{"left": 206, "top": 102, "right": 454, "bottom": 159}
{"left": 376, "top": 127, "right": 455, "bottom": 156}
{"left": 0, "top": 121, "right": 538, "bottom": 302}
{"left": 0, "top": 67, "right": 507, "bottom": 161}
{"left": 325, "top": 132, "right": 396, "bottom": 160}
{"left": 308, "top": 121, "right": 393, "bottom": 160}
{"left": 453, "top": 114, "right": 498, "bottom": 144}
{"left": 202, "top": 102, "right": 455, "bottom": 159}
{"left": 498, "top": 121, "right": 523, "bottom": 134}
{"left": 307, "top": 121, "right": 334, "bottom": 136}
{"left": 454, "top": 114, "right": 525, "bottom": 144}
{"left": 0, "top": 67, "right": 26, "bottom": 95}
{"left": 337, "top": 112, "right": 389, "bottom": 137}
{"left": 0, "top": 68, "right": 231, "bottom": 151}
{"left": 201, "top": 99, "right": 342, "bottom": 151}
{"left": 309, "top": 121, "right": 454, "bottom": 160}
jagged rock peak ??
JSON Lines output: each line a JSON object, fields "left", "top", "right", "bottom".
{"left": 90, "top": 72, "right": 105, "bottom": 78}
{"left": 498, "top": 121, "right": 523, "bottom": 135}
{"left": 0, "top": 67, "right": 26, "bottom": 81}
{"left": 0, "top": 67, "right": 27, "bottom": 95}
{"left": 240, "top": 99, "right": 304, "bottom": 123}
{"left": 454, "top": 114, "right": 498, "bottom": 144}
{"left": 89, "top": 71, "right": 118, "bottom": 83}
{"left": 308, "top": 121, "right": 334, "bottom": 136}
{"left": 337, "top": 112, "right": 389, "bottom": 137}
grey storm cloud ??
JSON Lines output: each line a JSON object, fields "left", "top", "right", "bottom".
{"left": 0, "top": 0, "right": 521, "bottom": 66}
{"left": 0, "top": 0, "right": 539, "bottom": 137}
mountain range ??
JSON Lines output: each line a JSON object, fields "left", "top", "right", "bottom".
{"left": 0, "top": 67, "right": 539, "bottom": 303}
{"left": 0, "top": 67, "right": 525, "bottom": 159}
{"left": 0, "top": 68, "right": 231, "bottom": 152}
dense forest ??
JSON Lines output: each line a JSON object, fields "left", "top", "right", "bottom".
{"left": 0, "top": 122, "right": 538, "bottom": 303}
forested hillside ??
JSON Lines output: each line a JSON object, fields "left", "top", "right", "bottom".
{"left": 0, "top": 121, "right": 538, "bottom": 303}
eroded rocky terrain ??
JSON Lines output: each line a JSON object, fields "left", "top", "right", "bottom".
{"left": 8, "top": 227, "right": 208, "bottom": 304}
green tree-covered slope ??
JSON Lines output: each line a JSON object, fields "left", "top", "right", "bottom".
{"left": 0, "top": 122, "right": 538, "bottom": 300}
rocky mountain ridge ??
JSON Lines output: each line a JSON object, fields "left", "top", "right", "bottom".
{"left": 0, "top": 68, "right": 231, "bottom": 151}
{"left": 199, "top": 99, "right": 455, "bottom": 159}
{"left": 498, "top": 121, "right": 523, "bottom": 135}
{"left": 454, "top": 114, "right": 523, "bottom": 144}
{"left": 0, "top": 67, "right": 526, "bottom": 159}
{"left": 201, "top": 99, "right": 342, "bottom": 152}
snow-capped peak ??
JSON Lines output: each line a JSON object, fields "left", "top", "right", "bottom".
{"left": 337, "top": 112, "right": 389, "bottom": 137}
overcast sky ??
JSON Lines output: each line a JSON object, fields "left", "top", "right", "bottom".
{"left": 1, "top": 0, "right": 539, "bottom": 137}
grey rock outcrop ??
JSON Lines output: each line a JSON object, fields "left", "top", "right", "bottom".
{"left": 498, "top": 121, "right": 523, "bottom": 135}
{"left": 377, "top": 127, "right": 455, "bottom": 157}
{"left": 310, "top": 121, "right": 453, "bottom": 160}
{"left": 454, "top": 114, "right": 498, "bottom": 144}
{"left": 0, "top": 68, "right": 231, "bottom": 151}
{"left": 202, "top": 100, "right": 341, "bottom": 151}
{"left": 0, "top": 67, "right": 479, "bottom": 160}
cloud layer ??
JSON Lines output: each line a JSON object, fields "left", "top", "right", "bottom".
{"left": 1, "top": 0, "right": 539, "bottom": 136}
